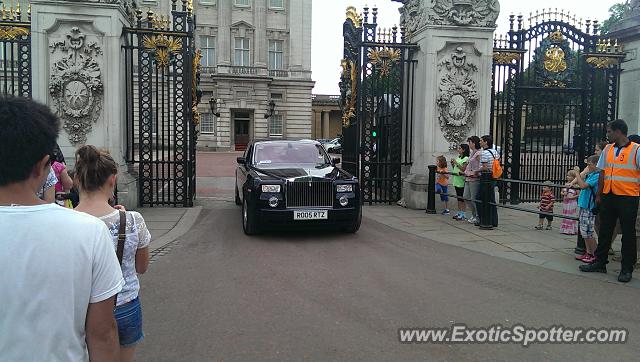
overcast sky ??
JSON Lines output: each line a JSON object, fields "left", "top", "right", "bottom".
{"left": 311, "top": 0, "right": 620, "bottom": 95}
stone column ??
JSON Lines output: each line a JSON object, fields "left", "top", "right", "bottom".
{"left": 218, "top": 0, "right": 231, "bottom": 65}
{"left": 398, "top": 0, "right": 499, "bottom": 209}
{"left": 610, "top": 0, "right": 640, "bottom": 134}
{"left": 254, "top": 0, "right": 267, "bottom": 67}
{"left": 30, "top": 0, "right": 137, "bottom": 207}
{"left": 288, "top": 0, "right": 304, "bottom": 70}
{"left": 313, "top": 110, "right": 322, "bottom": 138}
{"left": 322, "top": 111, "right": 330, "bottom": 138}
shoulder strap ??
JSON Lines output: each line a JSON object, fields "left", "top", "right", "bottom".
{"left": 116, "top": 211, "right": 126, "bottom": 266}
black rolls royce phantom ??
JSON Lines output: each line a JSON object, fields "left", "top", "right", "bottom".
{"left": 235, "top": 140, "right": 362, "bottom": 235}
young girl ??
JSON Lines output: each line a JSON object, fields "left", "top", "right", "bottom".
{"left": 73, "top": 145, "right": 151, "bottom": 362}
{"left": 450, "top": 144, "right": 470, "bottom": 220}
{"left": 435, "top": 155, "right": 450, "bottom": 215}
{"left": 559, "top": 170, "right": 579, "bottom": 235}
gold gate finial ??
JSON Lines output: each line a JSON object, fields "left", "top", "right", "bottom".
{"left": 346, "top": 6, "right": 362, "bottom": 28}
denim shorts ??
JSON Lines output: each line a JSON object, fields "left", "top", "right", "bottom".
{"left": 436, "top": 184, "right": 449, "bottom": 202}
{"left": 114, "top": 297, "right": 144, "bottom": 347}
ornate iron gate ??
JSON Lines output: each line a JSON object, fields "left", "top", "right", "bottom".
{"left": 0, "top": 5, "right": 31, "bottom": 97}
{"left": 123, "top": 4, "right": 199, "bottom": 207}
{"left": 340, "top": 7, "right": 417, "bottom": 204}
{"left": 491, "top": 11, "right": 624, "bottom": 203}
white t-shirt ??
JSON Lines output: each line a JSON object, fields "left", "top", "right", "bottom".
{"left": 99, "top": 210, "right": 151, "bottom": 306}
{"left": 0, "top": 204, "right": 125, "bottom": 361}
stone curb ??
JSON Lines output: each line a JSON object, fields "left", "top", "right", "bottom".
{"left": 149, "top": 206, "right": 203, "bottom": 252}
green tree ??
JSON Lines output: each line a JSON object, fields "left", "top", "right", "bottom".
{"left": 599, "top": 1, "right": 632, "bottom": 35}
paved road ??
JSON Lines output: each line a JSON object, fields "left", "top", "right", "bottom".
{"left": 138, "top": 201, "right": 640, "bottom": 361}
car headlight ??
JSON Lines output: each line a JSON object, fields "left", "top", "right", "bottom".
{"left": 261, "top": 184, "right": 281, "bottom": 193}
{"left": 336, "top": 184, "right": 353, "bottom": 193}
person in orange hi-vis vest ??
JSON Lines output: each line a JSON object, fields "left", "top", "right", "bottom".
{"left": 580, "top": 119, "right": 640, "bottom": 283}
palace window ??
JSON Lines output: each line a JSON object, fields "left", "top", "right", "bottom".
{"left": 234, "top": 37, "right": 250, "bottom": 66}
{"left": 268, "top": 40, "right": 284, "bottom": 70}
{"left": 200, "top": 113, "right": 215, "bottom": 134}
{"left": 268, "top": 115, "right": 284, "bottom": 137}
{"left": 269, "top": 0, "right": 284, "bottom": 9}
{"left": 200, "top": 36, "right": 216, "bottom": 67}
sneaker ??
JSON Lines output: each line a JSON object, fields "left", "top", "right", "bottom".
{"left": 535, "top": 225, "right": 544, "bottom": 230}
{"left": 582, "top": 254, "right": 597, "bottom": 264}
{"left": 468, "top": 217, "right": 477, "bottom": 224}
{"left": 575, "top": 252, "right": 588, "bottom": 261}
{"left": 545, "top": 225, "right": 553, "bottom": 230}
{"left": 618, "top": 270, "right": 633, "bottom": 283}
{"left": 579, "top": 262, "right": 607, "bottom": 273}
{"left": 452, "top": 213, "right": 461, "bottom": 220}
{"left": 441, "top": 209, "right": 451, "bottom": 215}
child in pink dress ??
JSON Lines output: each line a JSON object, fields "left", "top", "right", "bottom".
{"left": 560, "top": 170, "right": 579, "bottom": 235}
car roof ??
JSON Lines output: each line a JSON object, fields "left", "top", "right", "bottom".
{"left": 253, "top": 139, "right": 320, "bottom": 146}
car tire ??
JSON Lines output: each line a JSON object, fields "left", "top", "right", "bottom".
{"left": 235, "top": 184, "right": 241, "bottom": 205}
{"left": 242, "top": 196, "right": 260, "bottom": 235}
{"left": 344, "top": 205, "right": 362, "bottom": 233}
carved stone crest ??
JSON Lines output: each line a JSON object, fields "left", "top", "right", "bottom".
{"left": 437, "top": 47, "right": 478, "bottom": 146}
{"left": 398, "top": 0, "right": 500, "bottom": 37}
{"left": 49, "top": 27, "right": 103, "bottom": 145}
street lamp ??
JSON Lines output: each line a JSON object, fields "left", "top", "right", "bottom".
{"left": 264, "top": 100, "right": 276, "bottom": 119}
{"left": 209, "top": 97, "right": 221, "bottom": 117}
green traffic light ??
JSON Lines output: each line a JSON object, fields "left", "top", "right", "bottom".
{"left": 372, "top": 131, "right": 377, "bottom": 137}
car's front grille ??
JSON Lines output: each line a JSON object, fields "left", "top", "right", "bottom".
{"left": 286, "top": 180, "right": 333, "bottom": 208}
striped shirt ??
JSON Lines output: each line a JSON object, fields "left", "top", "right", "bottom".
{"left": 540, "top": 191, "right": 555, "bottom": 212}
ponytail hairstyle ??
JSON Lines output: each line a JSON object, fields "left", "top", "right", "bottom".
{"left": 467, "top": 136, "right": 481, "bottom": 150}
{"left": 74, "top": 145, "right": 118, "bottom": 192}
{"left": 459, "top": 143, "right": 470, "bottom": 158}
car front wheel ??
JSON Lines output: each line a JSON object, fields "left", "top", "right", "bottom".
{"left": 242, "top": 196, "right": 260, "bottom": 235}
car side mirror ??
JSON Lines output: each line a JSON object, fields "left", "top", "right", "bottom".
{"left": 332, "top": 157, "right": 341, "bottom": 165}
{"left": 237, "top": 157, "right": 246, "bottom": 165}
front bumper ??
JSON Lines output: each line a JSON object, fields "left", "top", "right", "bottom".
{"left": 256, "top": 206, "right": 360, "bottom": 227}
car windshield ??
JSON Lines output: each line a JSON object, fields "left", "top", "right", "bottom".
{"left": 253, "top": 142, "right": 330, "bottom": 165}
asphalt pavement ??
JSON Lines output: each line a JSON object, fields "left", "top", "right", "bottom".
{"left": 137, "top": 200, "right": 640, "bottom": 361}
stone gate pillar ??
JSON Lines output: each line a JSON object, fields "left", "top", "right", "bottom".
{"left": 30, "top": 0, "right": 138, "bottom": 207}
{"left": 610, "top": 0, "right": 640, "bottom": 135}
{"left": 398, "top": 0, "right": 500, "bottom": 209}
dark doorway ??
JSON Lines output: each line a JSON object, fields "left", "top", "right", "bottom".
{"left": 233, "top": 111, "right": 251, "bottom": 151}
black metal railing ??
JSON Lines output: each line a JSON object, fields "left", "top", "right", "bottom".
{"left": 491, "top": 12, "right": 623, "bottom": 203}
{"left": 339, "top": 6, "right": 418, "bottom": 205}
{"left": 0, "top": 6, "right": 31, "bottom": 98}
{"left": 122, "top": 4, "right": 198, "bottom": 207}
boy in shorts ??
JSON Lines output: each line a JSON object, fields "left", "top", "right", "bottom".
{"left": 573, "top": 155, "right": 601, "bottom": 263}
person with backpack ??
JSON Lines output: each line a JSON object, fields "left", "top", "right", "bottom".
{"left": 476, "top": 135, "right": 500, "bottom": 227}
{"left": 73, "top": 145, "right": 151, "bottom": 362}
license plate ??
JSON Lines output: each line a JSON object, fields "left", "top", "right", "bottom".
{"left": 293, "top": 210, "right": 328, "bottom": 220}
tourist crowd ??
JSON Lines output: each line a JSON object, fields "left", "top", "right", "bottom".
{"left": 433, "top": 120, "right": 639, "bottom": 283}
